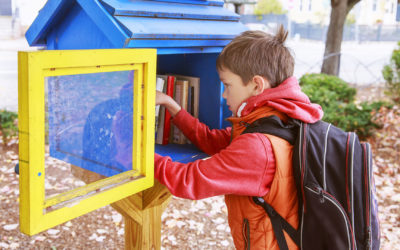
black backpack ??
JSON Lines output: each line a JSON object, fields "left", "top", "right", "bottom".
{"left": 242, "top": 116, "right": 380, "bottom": 250}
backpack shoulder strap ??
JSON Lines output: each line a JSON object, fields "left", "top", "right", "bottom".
{"left": 241, "top": 115, "right": 299, "bottom": 145}
{"left": 253, "top": 197, "right": 300, "bottom": 249}
{"left": 243, "top": 116, "right": 301, "bottom": 250}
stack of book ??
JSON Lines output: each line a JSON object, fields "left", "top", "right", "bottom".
{"left": 155, "top": 74, "right": 200, "bottom": 145}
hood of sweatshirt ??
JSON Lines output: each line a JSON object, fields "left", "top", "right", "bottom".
{"left": 235, "top": 76, "right": 323, "bottom": 123}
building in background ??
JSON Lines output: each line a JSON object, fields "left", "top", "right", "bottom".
{"left": 397, "top": 2, "right": 400, "bottom": 21}
{"left": 0, "top": 0, "right": 46, "bottom": 39}
{"left": 0, "top": 0, "right": 12, "bottom": 16}
{"left": 355, "top": 0, "right": 399, "bottom": 25}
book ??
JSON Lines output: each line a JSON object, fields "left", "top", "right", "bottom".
{"left": 155, "top": 106, "right": 166, "bottom": 144}
{"left": 154, "top": 74, "right": 200, "bottom": 145}
{"left": 155, "top": 77, "right": 165, "bottom": 136}
{"left": 172, "top": 79, "right": 189, "bottom": 144}
{"left": 171, "top": 75, "right": 200, "bottom": 118}
{"left": 155, "top": 75, "right": 168, "bottom": 144}
{"left": 169, "top": 75, "right": 200, "bottom": 144}
{"left": 162, "top": 75, "right": 176, "bottom": 145}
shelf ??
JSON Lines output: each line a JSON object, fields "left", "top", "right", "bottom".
{"left": 155, "top": 143, "right": 209, "bottom": 163}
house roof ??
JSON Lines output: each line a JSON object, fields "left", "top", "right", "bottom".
{"left": 26, "top": 0, "right": 247, "bottom": 49}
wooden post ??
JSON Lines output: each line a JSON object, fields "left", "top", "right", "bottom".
{"left": 71, "top": 165, "right": 171, "bottom": 249}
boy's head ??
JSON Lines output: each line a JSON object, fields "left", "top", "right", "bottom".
{"left": 216, "top": 25, "right": 294, "bottom": 88}
{"left": 217, "top": 25, "right": 294, "bottom": 117}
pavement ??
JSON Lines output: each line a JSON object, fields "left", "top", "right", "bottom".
{"left": 0, "top": 37, "right": 37, "bottom": 112}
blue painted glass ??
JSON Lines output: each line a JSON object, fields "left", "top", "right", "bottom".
{"left": 46, "top": 70, "right": 134, "bottom": 177}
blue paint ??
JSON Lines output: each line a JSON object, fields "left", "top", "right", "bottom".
{"left": 101, "top": 0, "right": 234, "bottom": 20}
{"left": 26, "top": 0, "right": 246, "bottom": 50}
{"left": 38, "top": 172, "right": 42, "bottom": 177}
{"left": 156, "top": 47, "right": 223, "bottom": 55}
{"left": 115, "top": 16, "right": 244, "bottom": 41}
{"left": 77, "top": 0, "right": 131, "bottom": 47}
{"left": 47, "top": 4, "right": 114, "bottom": 50}
{"left": 147, "top": 0, "right": 224, "bottom": 7}
{"left": 125, "top": 39, "right": 230, "bottom": 49}
{"left": 157, "top": 53, "right": 224, "bottom": 130}
{"left": 25, "top": 0, "right": 75, "bottom": 46}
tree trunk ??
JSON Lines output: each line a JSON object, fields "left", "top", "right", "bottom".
{"left": 321, "top": 0, "right": 360, "bottom": 76}
{"left": 234, "top": 3, "right": 241, "bottom": 14}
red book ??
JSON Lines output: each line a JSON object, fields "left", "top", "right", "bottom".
{"left": 162, "top": 75, "right": 175, "bottom": 145}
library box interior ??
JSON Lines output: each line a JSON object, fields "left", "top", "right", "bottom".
{"left": 25, "top": 0, "right": 247, "bottom": 176}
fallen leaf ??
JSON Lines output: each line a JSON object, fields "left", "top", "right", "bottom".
{"left": 3, "top": 224, "right": 18, "bottom": 231}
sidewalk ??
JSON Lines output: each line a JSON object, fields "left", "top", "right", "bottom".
{"left": 0, "top": 37, "right": 34, "bottom": 51}
{"left": 0, "top": 37, "right": 35, "bottom": 112}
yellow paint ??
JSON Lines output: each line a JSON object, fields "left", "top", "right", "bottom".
{"left": 18, "top": 49, "right": 156, "bottom": 235}
{"left": 44, "top": 169, "right": 140, "bottom": 208}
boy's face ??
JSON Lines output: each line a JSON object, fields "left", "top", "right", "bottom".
{"left": 219, "top": 68, "right": 257, "bottom": 117}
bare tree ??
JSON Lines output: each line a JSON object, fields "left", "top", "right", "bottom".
{"left": 321, "top": 0, "right": 360, "bottom": 76}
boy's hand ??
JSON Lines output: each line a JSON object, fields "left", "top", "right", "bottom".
{"left": 155, "top": 91, "right": 170, "bottom": 106}
{"left": 156, "top": 90, "right": 181, "bottom": 117}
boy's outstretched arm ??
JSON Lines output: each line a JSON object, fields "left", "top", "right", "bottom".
{"left": 154, "top": 132, "right": 276, "bottom": 200}
{"left": 172, "top": 110, "right": 231, "bottom": 155}
{"left": 156, "top": 91, "right": 231, "bottom": 155}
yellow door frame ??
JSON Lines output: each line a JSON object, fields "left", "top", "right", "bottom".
{"left": 18, "top": 49, "right": 156, "bottom": 235}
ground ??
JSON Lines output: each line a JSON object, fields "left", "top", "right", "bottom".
{"left": 0, "top": 85, "right": 399, "bottom": 249}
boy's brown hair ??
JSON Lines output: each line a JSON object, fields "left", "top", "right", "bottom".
{"left": 216, "top": 25, "right": 294, "bottom": 88}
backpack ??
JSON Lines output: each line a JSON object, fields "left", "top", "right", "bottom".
{"left": 242, "top": 116, "right": 380, "bottom": 250}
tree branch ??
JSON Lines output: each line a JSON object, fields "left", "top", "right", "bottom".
{"left": 347, "top": 0, "right": 361, "bottom": 13}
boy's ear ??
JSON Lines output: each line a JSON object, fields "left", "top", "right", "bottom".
{"left": 252, "top": 75, "right": 271, "bottom": 95}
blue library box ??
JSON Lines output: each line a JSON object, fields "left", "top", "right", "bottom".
{"left": 25, "top": 0, "right": 247, "bottom": 176}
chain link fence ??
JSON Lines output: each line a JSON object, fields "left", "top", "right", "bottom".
{"left": 241, "top": 14, "right": 400, "bottom": 42}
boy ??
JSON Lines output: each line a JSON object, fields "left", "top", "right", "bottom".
{"left": 154, "top": 26, "right": 323, "bottom": 249}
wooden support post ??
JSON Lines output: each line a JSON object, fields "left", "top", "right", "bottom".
{"left": 71, "top": 165, "right": 171, "bottom": 250}
{"left": 122, "top": 198, "right": 170, "bottom": 250}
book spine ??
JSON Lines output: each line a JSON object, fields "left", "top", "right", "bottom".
{"left": 179, "top": 81, "right": 189, "bottom": 144}
{"left": 172, "top": 82, "right": 183, "bottom": 144}
{"left": 155, "top": 77, "right": 165, "bottom": 137}
{"left": 162, "top": 76, "right": 175, "bottom": 145}
{"left": 155, "top": 106, "right": 165, "bottom": 144}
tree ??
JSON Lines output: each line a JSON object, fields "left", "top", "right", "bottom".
{"left": 321, "top": 0, "right": 360, "bottom": 76}
{"left": 224, "top": 0, "right": 257, "bottom": 14}
{"left": 254, "top": 0, "right": 286, "bottom": 15}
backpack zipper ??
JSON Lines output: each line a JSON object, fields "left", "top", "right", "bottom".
{"left": 299, "top": 122, "right": 306, "bottom": 249}
{"left": 345, "top": 132, "right": 356, "bottom": 236}
{"left": 322, "top": 123, "right": 332, "bottom": 190}
{"left": 307, "top": 186, "right": 356, "bottom": 250}
{"left": 362, "top": 143, "right": 372, "bottom": 249}
{"left": 300, "top": 123, "right": 307, "bottom": 212}
{"left": 350, "top": 133, "right": 356, "bottom": 238}
{"left": 345, "top": 133, "right": 351, "bottom": 213}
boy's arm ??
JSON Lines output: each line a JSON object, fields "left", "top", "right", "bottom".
{"left": 172, "top": 109, "right": 231, "bottom": 155}
{"left": 157, "top": 90, "right": 231, "bottom": 155}
{"left": 154, "top": 133, "right": 276, "bottom": 200}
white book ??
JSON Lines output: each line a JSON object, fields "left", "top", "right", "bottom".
{"left": 155, "top": 77, "right": 165, "bottom": 122}
{"left": 155, "top": 76, "right": 166, "bottom": 144}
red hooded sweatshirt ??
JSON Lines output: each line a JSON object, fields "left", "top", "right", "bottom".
{"left": 154, "top": 77, "right": 323, "bottom": 200}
